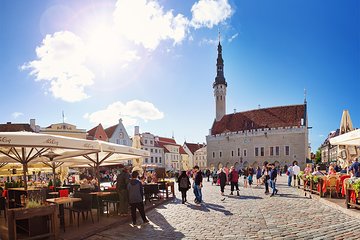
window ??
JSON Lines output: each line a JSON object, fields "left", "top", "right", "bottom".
{"left": 155, "top": 157, "right": 158, "bottom": 163}
{"left": 151, "top": 149, "right": 153, "bottom": 153}
{"left": 123, "top": 140, "right": 127, "bottom": 145}
{"left": 220, "top": 151, "right": 222, "bottom": 158}
{"left": 261, "top": 147, "right": 264, "bottom": 156}
{"left": 144, "top": 139, "right": 148, "bottom": 144}
{"left": 285, "top": 146, "right": 290, "bottom": 156}
{"left": 150, "top": 140, "right": 153, "bottom": 144}
{"left": 231, "top": 151, "right": 234, "bottom": 157}
{"left": 238, "top": 148, "right": 240, "bottom": 157}
{"left": 276, "top": 146, "right": 280, "bottom": 156}
{"left": 213, "top": 152, "right": 215, "bottom": 158}
{"left": 151, "top": 157, "right": 153, "bottom": 163}
{"left": 243, "top": 149, "right": 247, "bottom": 157}
{"left": 155, "top": 149, "right": 157, "bottom": 153}
{"left": 116, "top": 139, "right": 120, "bottom": 144}
{"left": 270, "top": 147, "right": 274, "bottom": 156}
{"left": 255, "top": 147, "right": 259, "bottom": 157}
{"left": 159, "top": 157, "right": 162, "bottom": 163}
{"left": 145, "top": 158, "right": 148, "bottom": 163}
{"left": 145, "top": 148, "right": 148, "bottom": 151}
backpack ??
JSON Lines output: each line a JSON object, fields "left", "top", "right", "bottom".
{"left": 179, "top": 177, "right": 189, "bottom": 189}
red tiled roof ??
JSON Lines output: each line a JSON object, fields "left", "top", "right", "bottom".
{"left": 87, "top": 124, "right": 108, "bottom": 141}
{"left": 0, "top": 123, "right": 34, "bottom": 132}
{"left": 104, "top": 124, "right": 117, "bottom": 138}
{"left": 179, "top": 146, "right": 187, "bottom": 154}
{"left": 158, "top": 137, "right": 176, "bottom": 144}
{"left": 87, "top": 125, "right": 98, "bottom": 138}
{"left": 211, "top": 104, "right": 306, "bottom": 135}
{"left": 184, "top": 142, "right": 205, "bottom": 154}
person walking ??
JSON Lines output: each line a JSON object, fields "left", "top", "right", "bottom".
{"left": 229, "top": 166, "right": 240, "bottom": 196}
{"left": 262, "top": 162, "right": 270, "bottom": 194}
{"left": 193, "top": 166, "right": 203, "bottom": 205}
{"left": 256, "top": 166, "right": 262, "bottom": 187}
{"left": 206, "top": 169, "right": 211, "bottom": 182}
{"left": 286, "top": 165, "right": 294, "bottom": 187}
{"left": 243, "top": 167, "right": 249, "bottom": 188}
{"left": 178, "top": 171, "right": 191, "bottom": 204}
{"left": 269, "top": 164, "right": 278, "bottom": 197}
{"left": 292, "top": 161, "right": 300, "bottom": 187}
{"left": 128, "top": 171, "right": 149, "bottom": 226}
{"left": 218, "top": 168, "right": 227, "bottom": 198}
{"left": 116, "top": 167, "right": 130, "bottom": 216}
{"left": 349, "top": 158, "right": 360, "bottom": 177}
{"left": 248, "top": 167, "right": 254, "bottom": 188}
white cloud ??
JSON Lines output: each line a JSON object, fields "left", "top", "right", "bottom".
{"left": 113, "top": 0, "right": 189, "bottom": 50}
{"left": 21, "top": 31, "right": 94, "bottom": 102}
{"left": 12, "top": 112, "right": 23, "bottom": 119}
{"left": 228, "top": 33, "right": 238, "bottom": 42}
{"left": 199, "top": 38, "right": 218, "bottom": 46}
{"left": 191, "top": 0, "right": 232, "bottom": 29}
{"left": 84, "top": 100, "right": 164, "bottom": 127}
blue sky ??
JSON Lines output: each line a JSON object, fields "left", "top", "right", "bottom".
{"left": 0, "top": 0, "right": 359, "bottom": 151}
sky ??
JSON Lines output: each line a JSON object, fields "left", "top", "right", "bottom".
{"left": 0, "top": 0, "right": 359, "bottom": 151}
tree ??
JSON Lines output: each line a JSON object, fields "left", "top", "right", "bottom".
{"left": 315, "top": 148, "right": 322, "bottom": 164}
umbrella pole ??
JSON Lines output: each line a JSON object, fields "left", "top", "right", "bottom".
{"left": 22, "top": 148, "right": 28, "bottom": 191}
{"left": 52, "top": 162, "right": 56, "bottom": 189}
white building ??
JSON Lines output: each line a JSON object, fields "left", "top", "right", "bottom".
{"left": 183, "top": 142, "right": 205, "bottom": 169}
{"left": 206, "top": 39, "right": 309, "bottom": 170}
{"left": 140, "top": 132, "right": 164, "bottom": 168}
{"left": 157, "top": 137, "right": 187, "bottom": 172}
{"left": 194, "top": 145, "right": 207, "bottom": 170}
{"left": 105, "top": 119, "right": 132, "bottom": 146}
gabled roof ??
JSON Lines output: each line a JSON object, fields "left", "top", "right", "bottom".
{"left": 211, "top": 104, "right": 306, "bottom": 135}
{"left": 179, "top": 146, "right": 187, "bottom": 154}
{"left": 184, "top": 142, "right": 205, "bottom": 154}
{"left": 0, "top": 123, "right": 34, "bottom": 132}
{"left": 87, "top": 124, "right": 108, "bottom": 140}
{"left": 104, "top": 125, "right": 117, "bottom": 138}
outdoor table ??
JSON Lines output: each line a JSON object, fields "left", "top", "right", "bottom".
{"left": 143, "top": 183, "right": 159, "bottom": 204}
{"left": 46, "top": 197, "right": 82, "bottom": 232}
{"left": 89, "top": 191, "right": 115, "bottom": 221}
{"left": 157, "top": 181, "right": 175, "bottom": 199}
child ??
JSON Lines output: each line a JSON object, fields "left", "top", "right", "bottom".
{"left": 128, "top": 171, "right": 149, "bottom": 226}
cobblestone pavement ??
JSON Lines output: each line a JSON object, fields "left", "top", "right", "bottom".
{"left": 86, "top": 176, "right": 360, "bottom": 240}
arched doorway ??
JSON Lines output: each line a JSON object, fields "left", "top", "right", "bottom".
{"left": 210, "top": 163, "right": 215, "bottom": 171}
{"left": 252, "top": 161, "right": 259, "bottom": 169}
{"left": 243, "top": 161, "right": 249, "bottom": 168}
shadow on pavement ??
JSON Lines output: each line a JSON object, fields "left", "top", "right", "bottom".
{"left": 186, "top": 202, "right": 233, "bottom": 216}
{"left": 277, "top": 193, "right": 308, "bottom": 199}
{"left": 227, "top": 195, "right": 263, "bottom": 200}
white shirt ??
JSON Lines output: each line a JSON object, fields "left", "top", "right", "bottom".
{"left": 293, "top": 165, "right": 300, "bottom": 175}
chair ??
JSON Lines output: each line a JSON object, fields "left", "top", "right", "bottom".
{"left": 102, "top": 193, "right": 120, "bottom": 215}
{"left": 326, "top": 176, "right": 338, "bottom": 198}
{"left": 157, "top": 181, "right": 167, "bottom": 199}
{"left": 59, "top": 189, "right": 69, "bottom": 197}
{"left": 0, "top": 196, "right": 6, "bottom": 218}
{"left": 67, "top": 192, "right": 94, "bottom": 227}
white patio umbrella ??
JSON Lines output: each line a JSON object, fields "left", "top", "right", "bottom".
{"left": 53, "top": 140, "right": 150, "bottom": 182}
{"left": 0, "top": 132, "right": 100, "bottom": 190}
{"left": 330, "top": 129, "right": 360, "bottom": 146}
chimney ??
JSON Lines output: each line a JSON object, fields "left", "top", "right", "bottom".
{"left": 134, "top": 126, "right": 139, "bottom": 135}
{"left": 119, "top": 118, "right": 123, "bottom": 123}
{"left": 7, "top": 122, "right": 11, "bottom": 124}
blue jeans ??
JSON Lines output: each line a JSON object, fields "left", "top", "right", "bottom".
{"left": 270, "top": 179, "right": 277, "bottom": 195}
{"left": 288, "top": 176, "right": 292, "bottom": 186}
{"left": 194, "top": 184, "right": 202, "bottom": 203}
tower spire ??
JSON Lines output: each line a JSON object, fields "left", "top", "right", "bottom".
{"left": 304, "top": 88, "right": 307, "bottom": 104}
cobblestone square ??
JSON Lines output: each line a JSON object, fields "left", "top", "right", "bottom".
{"left": 86, "top": 176, "right": 360, "bottom": 240}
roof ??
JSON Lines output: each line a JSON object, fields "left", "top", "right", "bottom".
{"left": 0, "top": 123, "right": 34, "bottom": 132}
{"left": 87, "top": 124, "right": 108, "bottom": 140}
{"left": 184, "top": 142, "right": 205, "bottom": 154}
{"left": 211, "top": 104, "right": 306, "bottom": 135}
{"left": 179, "top": 146, "right": 187, "bottom": 154}
{"left": 104, "top": 124, "right": 117, "bottom": 138}
{"left": 158, "top": 137, "right": 176, "bottom": 144}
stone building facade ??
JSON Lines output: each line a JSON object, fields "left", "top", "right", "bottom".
{"left": 206, "top": 39, "right": 308, "bottom": 170}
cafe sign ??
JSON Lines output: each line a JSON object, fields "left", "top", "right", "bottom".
{"left": 0, "top": 137, "right": 12, "bottom": 144}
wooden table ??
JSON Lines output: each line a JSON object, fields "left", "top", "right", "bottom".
{"left": 46, "top": 197, "right": 82, "bottom": 232}
{"left": 89, "top": 192, "right": 115, "bottom": 221}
